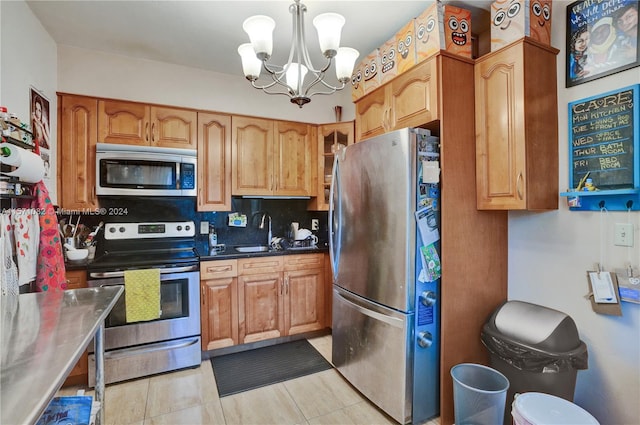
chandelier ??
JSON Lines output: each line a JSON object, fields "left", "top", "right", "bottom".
{"left": 237, "top": 0, "right": 359, "bottom": 107}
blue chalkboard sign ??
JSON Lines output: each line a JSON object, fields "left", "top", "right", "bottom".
{"left": 562, "top": 85, "right": 640, "bottom": 210}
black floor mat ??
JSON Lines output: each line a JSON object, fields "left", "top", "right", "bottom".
{"left": 211, "top": 339, "right": 333, "bottom": 397}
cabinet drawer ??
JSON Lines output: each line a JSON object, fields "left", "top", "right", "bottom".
{"left": 284, "top": 253, "right": 324, "bottom": 270}
{"left": 238, "top": 256, "right": 284, "bottom": 275}
{"left": 65, "top": 270, "right": 87, "bottom": 289}
{"left": 201, "top": 259, "right": 238, "bottom": 279}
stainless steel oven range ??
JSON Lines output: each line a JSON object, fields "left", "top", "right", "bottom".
{"left": 87, "top": 221, "right": 200, "bottom": 386}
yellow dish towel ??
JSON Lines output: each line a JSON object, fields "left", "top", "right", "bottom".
{"left": 124, "top": 269, "right": 161, "bottom": 323}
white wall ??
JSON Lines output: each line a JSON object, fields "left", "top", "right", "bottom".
{"left": 0, "top": 1, "right": 58, "bottom": 201}
{"left": 508, "top": 2, "right": 640, "bottom": 424}
{"left": 4, "top": 1, "right": 639, "bottom": 424}
{"left": 57, "top": 45, "right": 354, "bottom": 124}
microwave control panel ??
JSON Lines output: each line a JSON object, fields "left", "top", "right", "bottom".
{"left": 181, "top": 163, "right": 195, "bottom": 189}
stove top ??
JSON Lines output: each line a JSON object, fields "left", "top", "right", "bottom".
{"left": 89, "top": 247, "right": 199, "bottom": 272}
{"left": 88, "top": 221, "right": 199, "bottom": 272}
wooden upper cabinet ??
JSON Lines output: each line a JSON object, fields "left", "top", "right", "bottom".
{"left": 232, "top": 116, "right": 274, "bottom": 196}
{"left": 390, "top": 58, "right": 438, "bottom": 130}
{"left": 58, "top": 94, "right": 98, "bottom": 209}
{"left": 232, "top": 116, "right": 315, "bottom": 197}
{"left": 309, "top": 121, "right": 354, "bottom": 211}
{"left": 197, "top": 112, "right": 232, "bottom": 211}
{"left": 355, "top": 88, "right": 387, "bottom": 141}
{"left": 98, "top": 100, "right": 197, "bottom": 149}
{"left": 356, "top": 56, "right": 438, "bottom": 141}
{"left": 274, "top": 121, "right": 315, "bottom": 196}
{"left": 475, "top": 38, "right": 559, "bottom": 210}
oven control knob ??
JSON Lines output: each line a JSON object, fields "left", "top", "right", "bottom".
{"left": 177, "top": 225, "right": 183, "bottom": 231}
{"left": 185, "top": 225, "right": 191, "bottom": 231}
{"left": 109, "top": 227, "right": 116, "bottom": 233}
{"left": 119, "top": 227, "right": 125, "bottom": 233}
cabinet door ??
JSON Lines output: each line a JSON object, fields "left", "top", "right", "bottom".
{"left": 200, "top": 260, "right": 238, "bottom": 350}
{"left": 98, "top": 100, "right": 150, "bottom": 146}
{"left": 324, "top": 253, "right": 332, "bottom": 328}
{"left": 62, "top": 270, "right": 88, "bottom": 386}
{"left": 311, "top": 122, "right": 354, "bottom": 211}
{"left": 475, "top": 44, "right": 527, "bottom": 209}
{"left": 355, "top": 88, "right": 387, "bottom": 141}
{"left": 197, "top": 113, "right": 232, "bottom": 211}
{"left": 390, "top": 58, "right": 439, "bottom": 129}
{"left": 274, "top": 121, "right": 315, "bottom": 196}
{"left": 151, "top": 106, "right": 197, "bottom": 149}
{"left": 232, "top": 116, "right": 274, "bottom": 195}
{"left": 238, "top": 272, "right": 284, "bottom": 343}
{"left": 59, "top": 95, "right": 98, "bottom": 209}
{"left": 284, "top": 267, "right": 325, "bottom": 335}
{"left": 201, "top": 277, "right": 238, "bottom": 350}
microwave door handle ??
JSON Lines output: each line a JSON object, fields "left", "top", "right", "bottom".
{"left": 89, "top": 265, "right": 198, "bottom": 279}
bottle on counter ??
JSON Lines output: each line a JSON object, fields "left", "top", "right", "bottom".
{"left": 209, "top": 226, "right": 218, "bottom": 248}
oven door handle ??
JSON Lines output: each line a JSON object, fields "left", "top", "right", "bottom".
{"left": 89, "top": 264, "right": 198, "bottom": 279}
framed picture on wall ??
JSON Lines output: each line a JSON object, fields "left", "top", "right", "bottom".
{"left": 30, "top": 87, "right": 51, "bottom": 151}
{"left": 566, "top": 0, "right": 639, "bottom": 88}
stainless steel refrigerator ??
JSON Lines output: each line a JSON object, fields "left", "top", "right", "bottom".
{"left": 329, "top": 127, "right": 440, "bottom": 424}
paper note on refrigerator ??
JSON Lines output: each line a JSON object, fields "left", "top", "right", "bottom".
{"left": 420, "top": 244, "right": 441, "bottom": 282}
{"left": 415, "top": 207, "right": 440, "bottom": 246}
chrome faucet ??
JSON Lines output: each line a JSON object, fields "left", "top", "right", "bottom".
{"left": 258, "top": 212, "right": 272, "bottom": 246}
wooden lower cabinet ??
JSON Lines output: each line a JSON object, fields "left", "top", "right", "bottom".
{"left": 62, "top": 270, "right": 88, "bottom": 387}
{"left": 238, "top": 271, "right": 284, "bottom": 344}
{"left": 283, "top": 254, "right": 324, "bottom": 336}
{"left": 200, "top": 260, "right": 239, "bottom": 350}
{"left": 200, "top": 254, "right": 327, "bottom": 349}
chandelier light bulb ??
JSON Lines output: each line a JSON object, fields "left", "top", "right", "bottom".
{"left": 313, "top": 12, "right": 345, "bottom": 57}
{"left": 285, "top": 63, "right": 309, "bottom": 93}
{"left": 243, "top": 15, "right": 275, "bottom": 59}
{"left": 238, "top": 43, "right": 262, "bottom": 80}
{"left": 335, "top": 47, "right": 359, "bottom": 82}
{"left": 238, "top": 0, "right": 354, "bottom": 107}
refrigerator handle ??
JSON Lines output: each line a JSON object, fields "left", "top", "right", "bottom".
{"left": 328, "top": 156, "right": 340, "bottom": 280}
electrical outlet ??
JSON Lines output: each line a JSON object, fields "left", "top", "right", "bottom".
{"left": 200, "top": 221, "right": 209, "bottom": 235}
{"left": 615, "top": 223, "right": 633, "bottom": 247}
{"left": 311, "top": 219, "right": 319, "bottom": 231}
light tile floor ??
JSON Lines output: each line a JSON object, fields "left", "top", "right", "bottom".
{"left": 58, "top": 335, "right": 441, "bottom": 425}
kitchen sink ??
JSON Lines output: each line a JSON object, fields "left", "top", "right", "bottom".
{"left": 234, "top": 245, "right": 270, "bottom": 253}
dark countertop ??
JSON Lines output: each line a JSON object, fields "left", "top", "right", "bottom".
{"left": 65, "top": 259, "right": 93, "bottom": 270}
{"left": 63, "top": 246, "right": 329, "bottom": 270}
{"left": 198, "top": 245, "right": 329, "bottom": 261}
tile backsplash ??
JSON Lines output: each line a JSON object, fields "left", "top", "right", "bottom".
{"left": 67, "top": 197, "right": 328, "bottom": 255}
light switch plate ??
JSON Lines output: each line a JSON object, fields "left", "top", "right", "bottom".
{"left": 200, "top": 221, "right": 209, "bottom": 235}
{"left": 615, "top": 223, "right": 633, "bottom": 247}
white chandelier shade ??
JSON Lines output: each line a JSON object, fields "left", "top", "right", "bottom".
{"left": 238, "top": 0, "right": 359, "bottom": 107}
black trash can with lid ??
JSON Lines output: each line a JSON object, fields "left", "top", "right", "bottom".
{"left": 481, "top": 300, "right": 588, "bottom": 425}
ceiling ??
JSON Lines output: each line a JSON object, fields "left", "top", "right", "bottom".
{"left": 26, "top": 0, "right": 492, "bottom": 79}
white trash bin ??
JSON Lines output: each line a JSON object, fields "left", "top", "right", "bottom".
{"left": 512, "top": 392, "right": 599, "bottom": 425}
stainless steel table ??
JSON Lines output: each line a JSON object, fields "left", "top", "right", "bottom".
{"left": 1, "top": 286, "right": 123, "bottom": 425}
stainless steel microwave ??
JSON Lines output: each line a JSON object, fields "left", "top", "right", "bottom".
{"left": 96, "top": 143, "right": 197, "bottom": 197}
